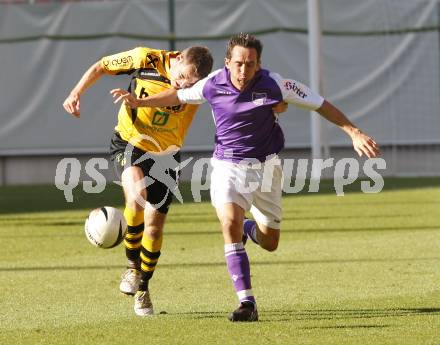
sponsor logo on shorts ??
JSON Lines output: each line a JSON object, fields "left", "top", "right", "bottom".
{"left": 115, "top": 152, "right": 126, "bottom": 167}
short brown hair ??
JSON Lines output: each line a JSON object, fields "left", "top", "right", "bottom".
{"left": 182, "top": 46, "right": 214, "bottom": 79}
{"left": 226, "top": 33, "right": 263, "bottom": 61}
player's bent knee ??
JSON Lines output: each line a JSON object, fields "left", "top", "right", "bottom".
{"left": 125, "top": 197, "right": 145, "bottom": 212}
{"left": 124, "top": 185, "right": 147, "bottom": 211}
{"left": 257, "top": 223, "right": 280, "bottom": 252}
{"left": 257, "top": 228, "right": 279, "bottom": 252}
{"left": 221, "top": 218, "right": 243, "bottom": 234}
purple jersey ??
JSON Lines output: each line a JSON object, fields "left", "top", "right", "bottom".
{"left": 177, "top": 67, "right": 324, "bottom": 163}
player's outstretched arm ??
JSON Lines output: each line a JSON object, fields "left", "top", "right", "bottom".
{"left": 316, "top": 100, "right": 381, "bottom": 158}
{"left": 110, "top": 88, "right": 182, "bottom": 108}
{"left": 63, "top": 61, "right": 105, "bottom": 118}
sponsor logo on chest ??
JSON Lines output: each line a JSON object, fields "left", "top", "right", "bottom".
{"left": 252, "top": 92, "right": 268, "bottom": 106}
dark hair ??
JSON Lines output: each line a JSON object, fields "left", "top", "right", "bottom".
{"left": 182, "top": 46, "right": 214, "bottom": 79}
{"left": 226, "top": 33, "right": 263, "bottom": 61}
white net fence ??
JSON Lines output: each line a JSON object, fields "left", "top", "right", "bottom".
{"left": 0, "top": 0, "right": 438, "bottom": 177}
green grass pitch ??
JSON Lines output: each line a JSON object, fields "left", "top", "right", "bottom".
{"left": 0, "top": 178, "right": 440, "bottom": 345}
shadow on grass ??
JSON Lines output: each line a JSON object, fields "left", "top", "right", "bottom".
{"left": 300, "top": 324, "right": 391, "bottom": 329}
{"left": 1, "top": 224, "right": 438, "bottom": 237}
{"left": 260, "top": 307, "right": 440, "bottom": 323}
{"left": 2, "top": 256, "right": 439, "bottom": 272}
{"left": 164, "top": 307, "right": 440, "bottom": 324}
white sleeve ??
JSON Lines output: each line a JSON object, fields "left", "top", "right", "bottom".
{"left": 269, "top": 72, "right": 324, "bottom": 111}
{"left": 176, "top": 76, "right": 208, "bottom": 104}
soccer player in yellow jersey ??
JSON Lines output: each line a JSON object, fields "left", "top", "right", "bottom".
{"left": 63, "top": 45, "right": 214, "bottom": 316}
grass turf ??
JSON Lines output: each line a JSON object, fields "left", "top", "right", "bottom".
{"left": 0, "top": 178, "right": 439, "bottom": 344}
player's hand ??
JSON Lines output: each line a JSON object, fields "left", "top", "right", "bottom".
{"left": 63, "top": 92, "right": 81, "bottom": 117}
{"left": 351, "top": 130, "right": 381, "bottom": 158}
{"left": 110, "top": 89, "right": 142, "bottom": 108}
{"left": 272, "top": 101, "right": 288, "bottom": 114}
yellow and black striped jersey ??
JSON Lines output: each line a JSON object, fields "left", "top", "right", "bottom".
{"left": 100, "top": 47, "right": 199, "bottom": 153}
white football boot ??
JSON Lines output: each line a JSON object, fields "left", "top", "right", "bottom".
{"left": 134, "top": 290, "right": 154, "bottom": 316}
{"left": 119, "top": 268, "right": 141, "bottom": 296}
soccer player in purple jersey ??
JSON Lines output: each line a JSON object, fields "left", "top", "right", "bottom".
{"left": 111, "top": 33, "right": 381, "bottom": 322}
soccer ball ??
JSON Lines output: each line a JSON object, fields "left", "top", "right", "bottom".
{"left": 84, "top": 206, "right": 127, "bottom": 248}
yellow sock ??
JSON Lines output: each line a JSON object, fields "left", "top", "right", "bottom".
{"left": 140, "top": 234, "right": 163, "bottom": 281}
{"left": 124, "top": 206, "right": 144, "bottom": 227}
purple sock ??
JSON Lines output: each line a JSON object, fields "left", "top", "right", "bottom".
{"left": 243, "top": 219, "right": 259, "bottom": 245}
{"left": 224, "top": 242, "right": 256, "bottom": 305}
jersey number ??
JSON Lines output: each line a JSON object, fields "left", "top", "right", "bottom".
{"left": 138, "top": 88, "right": 149, "bottom": 98}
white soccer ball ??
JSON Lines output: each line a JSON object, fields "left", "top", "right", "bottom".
{"left": 84, "top": 206, "right": 127, "bottom": 248}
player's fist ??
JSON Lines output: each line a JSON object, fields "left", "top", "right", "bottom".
{"left": 63, "top": 93, "right": 81, "bottom": 117}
